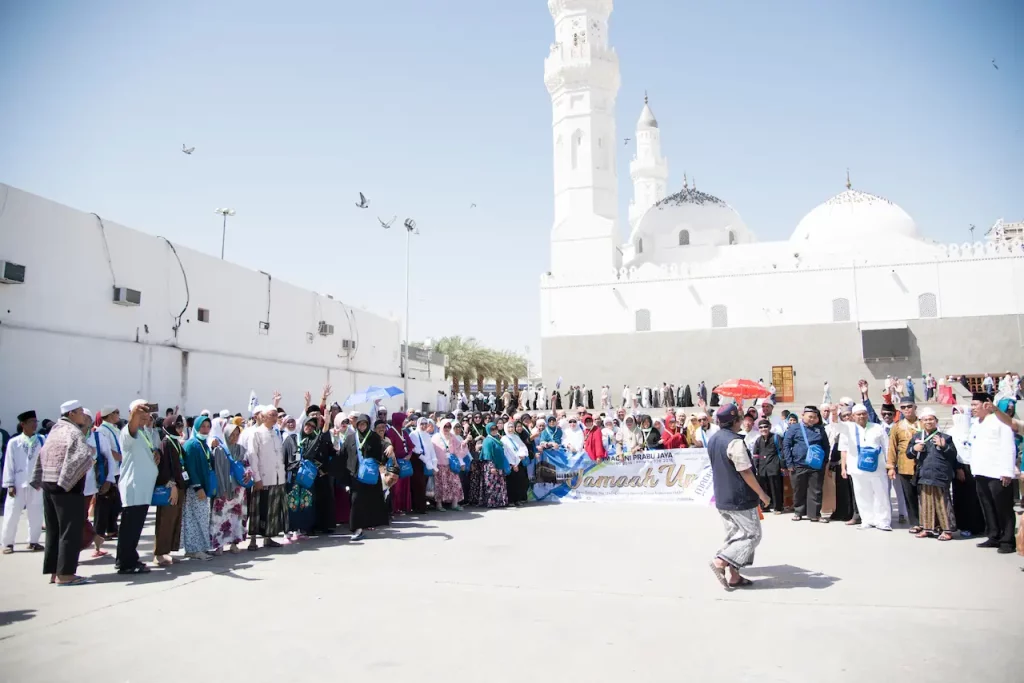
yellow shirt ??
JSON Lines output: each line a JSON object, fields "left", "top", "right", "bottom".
{"left": 886, "top": 417, "right": 919, "bottom": 475}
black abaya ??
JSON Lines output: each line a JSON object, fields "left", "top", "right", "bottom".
{"left": 506, "top": 465, "right": 530, "bottom": 504}
{"left": 682, "top": 385, "right": 693, "bottom": 408}
{"left": 345, "top": 427, "right": 390, "bottom": 530}
{"left": 951, "top": 464, "right": 985, "bottom": 535}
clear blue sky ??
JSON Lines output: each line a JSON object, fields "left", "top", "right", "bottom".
{"left": 1, "top": 1, "right": 1021, "bottom": 368}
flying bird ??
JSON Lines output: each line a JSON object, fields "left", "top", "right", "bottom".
{"left": 992, "top": 59, "right": 998, "bottom": 70}
{"left": 355, "top": 192, "right": 369, "bottom": 209}
{"left": 378, "top": 215, "right": 396, "bottom": 229}
{"left": 181, "top": 144, "right": 195, "bottom": 155}
{"left": 623, "top": 138, "right": 631, "bottom": 145}
{"left": 470, "top": 203, "right": 477, "bottom": 209}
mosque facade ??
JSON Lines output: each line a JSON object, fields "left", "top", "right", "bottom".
{"left": 539, "top": 0, "right": 1024, "bottom": 402}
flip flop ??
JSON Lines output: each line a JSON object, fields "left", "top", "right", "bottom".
{"left": 708, "top": 560, "right": 733, "bottom": 591}
{"left": 728, "top": 577, "right": 754, "bottom": 588}
{"left": 56, "top": 576, "right": 92, "bottom": 586}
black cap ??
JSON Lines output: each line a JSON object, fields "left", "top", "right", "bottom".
{"left": 972, "top": 392, "right": 993, "bottom": 403}
{"left": 17, "top": 410, "right": 36, "bottom": 423}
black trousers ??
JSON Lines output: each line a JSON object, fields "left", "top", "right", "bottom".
{"left": 758, "top": 474, "right": 784, "bottom": 512}
{"left": 410, "top": 456, "right": 428, "bottom": 514}
{"left": 898, "top": 473, "right": 919, "bottom": 527}
{"left": 312, "top": 475, "right": 335, "bottom": 533}
{"left": 115, "top": 504, "right": 149, "bottom": 571}
{"left": 792, "top": 467, "right": 824, "bottom": 518}
{"left": 42, "top": 488, "right": 84, "bottom": 576}
{"left": 93, "top": 476, "right": 121, "bottom": 536}
{"left": 975, "top": 475, "right": 1015, "bottom": 548}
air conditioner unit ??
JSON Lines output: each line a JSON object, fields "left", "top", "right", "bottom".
{"left": 341, "top": 339, "right": 356, "bottom": 350}
{"left": 0, "top": 261, "right": 26, "bottom": 284}
{"left": 318, "top": 321, "right": 334, "bottom": 336}
{"left": 113, "top": 286, "right": 142, "bottom": 306}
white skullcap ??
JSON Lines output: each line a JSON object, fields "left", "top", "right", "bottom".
{"left": 852, "top": 403, "right": 868, "bottom": 414}
{"left": 60, "top": 400, "right": 82, "bottom": 414}
{"left": 100, "top": 405, "right": 119, "bottom": 417}
{"left": 200, "top": 409, "right": 211, "bottom": 416}
{"left": 129, "top": 399, "right": 148, "bottom": 413}
{"left": 839, "top": 396, "right": 854, "bottom": 406}
{"left": 82, "top": 408, "right": 94, "bottom": 420}
{"left": 919, "top": 407, "right": 936, "bottom": 418}
{"left": 220, "top": 409, "right": 231, "bottom": 418}
{"left": 819, "top": 403, "right": 831, "bottom": 411}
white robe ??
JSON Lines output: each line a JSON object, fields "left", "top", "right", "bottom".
{"left": 839, "top": 422, "right": 891, "bottom": 529}
{"left": 1, "top": 433, "right": 44, "bottom": 546}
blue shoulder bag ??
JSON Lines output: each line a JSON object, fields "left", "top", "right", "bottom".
{"left": 448, "top": 453, "right": 462, "bottom": 473}
{"left": 354, "top": 432, "right": 379, "bottom": 485}
{"left": 799, "top": 422, "right": 826, "bottom": 470}
{"left": 854, "top": 428, "right": 880, "bottom": 473}
{"left": 295, "top": 459, "right": 318, "bottom": 489}
{"left": 92, "top": 431, "right": 108, "bottom": 485}
{"left": 397, "top": 458, "right": 413, "bottom": 479}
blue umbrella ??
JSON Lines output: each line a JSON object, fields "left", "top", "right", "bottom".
{"left": 342, "top": 385, "right": 404, "bottom": 407}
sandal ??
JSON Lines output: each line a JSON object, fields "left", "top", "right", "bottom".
{"left": 56, "top": 576, "right": 93, "bottom": 586}
{"left": 708, "top": 560, "right": 733, "bottom": 591}
{"left": 937, "top": 532, "right": 953, "bottom": 541}
{"left": 728, "top": 577, "right": 754, "bottom": 588}
{"left": 90, "top": 549, "right": 109, "bottom": 558}
{"left": 914, "top": 530, "right": 931, "bottom": 539}
{"left": 908, "top": 526, "right": 923, "bottom": 534}
{"left": 118, "top": 564, "right": 151, "bottom": 575}
{"left": 791, "top": 515, "right": 803, "bottom": 521}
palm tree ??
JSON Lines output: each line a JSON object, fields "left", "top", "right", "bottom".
{"left": 433, "top": 335, "right": 479, "bottom": 396}
{"left": 471, "top": 348, "right": 500, "bottom": 395}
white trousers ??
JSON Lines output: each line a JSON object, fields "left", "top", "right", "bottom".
{"left": 850, "top": 471, "right": 892, "bottom": 529}
{"left": 1, "top": 486, "right": 43, "bottom": 546}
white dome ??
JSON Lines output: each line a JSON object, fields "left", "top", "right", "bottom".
{"left": 627, "top": 186, "right": 753, "bottom": 265}
{"left": 791, "top": 188, "right": 918, "bottom": 244}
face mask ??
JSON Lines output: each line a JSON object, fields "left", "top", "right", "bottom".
{"left": 197, "top": 432, "right": 208, "bottom": 441}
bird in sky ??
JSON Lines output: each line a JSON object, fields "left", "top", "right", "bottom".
{"left": 356, "top": 192, "right": 369, "bottom": 209}
{"left": 378, "top": 215, "right": 396, "bottom": 229}
{"left": 181, "top": 144, "right": 194, "bottom": 155}
{"left": 470, "top": 203, "right": 477, "bottom": 209}
{"left": 623, "top": 138, "right": 631, "bottom": 145}
{"left": 992, "top": 59, "right": 998, "bottom": 70}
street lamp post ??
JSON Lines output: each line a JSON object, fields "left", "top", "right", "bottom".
{"left": 214, "top": 208, "right": 235, "bottom": 259}
{"left": 402, "top": 218, "right": 417, "bottom": 410}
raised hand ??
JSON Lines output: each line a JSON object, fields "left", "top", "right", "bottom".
{"left": 273, "top": 391, "right": 282, "bottom": 407}
{"left": 322, "top": 384, "right": 333, "bottom": 400}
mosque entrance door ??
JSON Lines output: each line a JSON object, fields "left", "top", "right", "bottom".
{"left": 772, "top": 366, "right": 794, "bottom": 403}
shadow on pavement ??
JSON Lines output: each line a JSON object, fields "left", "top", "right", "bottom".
{"left": 0, "top": 609, "right": 36, "bottom": 627}
{"left": 741, "top": 564, "right": 840, "bottom": 590}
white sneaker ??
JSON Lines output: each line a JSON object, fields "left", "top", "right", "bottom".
{"left": 351, "top": 529, "right": 365, "bottom": 541}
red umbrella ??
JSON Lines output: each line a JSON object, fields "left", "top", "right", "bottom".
{"left": 712, "top": 379, "right": 771, "bottom": 400}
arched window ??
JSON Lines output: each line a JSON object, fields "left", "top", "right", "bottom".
{"left": 832, "top": 297, "right": 851, "bottom": 322}
{"left": 570, "top": 129, "right": 582, "bottom": 170}
{"left": 678, "top": 229, "right": 690, "bottom": 246}
{"left": 636, "top": 238, "right": 643, "bottom": 254}
{"left": 711, "top": 304, "right": 728, "bottom": 328}
{"left": 918, "top": 292, "right": 937, "bottom": 318}
{"left": 635, "top": 309, "right": 651, "bottom": 332}
{"left": 728, "top": 230, "right": 736, "bottom": 245}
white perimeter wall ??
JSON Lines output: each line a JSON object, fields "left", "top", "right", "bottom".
{"left": 0, "top": 184, "right": 446, "bottom": 425}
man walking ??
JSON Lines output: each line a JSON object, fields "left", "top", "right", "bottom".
{"left": 887, "top": 397, "right": 920, "bottom": 531}
{"left": 708, "top": 404, "right": 770, "bottom": 590}
{"left": 1, "top": 411, "right": 44, "bottom": 553}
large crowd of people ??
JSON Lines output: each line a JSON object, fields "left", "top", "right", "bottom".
{"left": 0, "top": 378, "right": 1021, "bottom": 586}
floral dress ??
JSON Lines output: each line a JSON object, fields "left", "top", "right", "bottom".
{"left": 210, "top": 484, "right": 248, "bottom": 547}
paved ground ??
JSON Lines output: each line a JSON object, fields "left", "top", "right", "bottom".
{"left": 0, "top": 501, "right": 1021, "bottom": 683}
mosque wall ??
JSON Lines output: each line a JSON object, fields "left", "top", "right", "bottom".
{"left": 0, "top": 184, "right": 446, "bottom": 425}
{"left": 540, "top": 314, "right": 1024, "bottom": 405}
{"left": 540, "top": 253, "right": 1024, "bottom": 338}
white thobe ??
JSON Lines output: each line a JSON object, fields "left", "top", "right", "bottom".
{"left": 839, "top": 423, "right": 891, "bottom": 529}
{"left": 1, "top": 434, "right": 44, "bottom": 546}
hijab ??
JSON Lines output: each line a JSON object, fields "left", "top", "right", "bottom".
{"left": 541, "top": 417, "right": 563, "bottom": 445}
{"left": 299, "top": 414, "right": 320, "bottom": 452}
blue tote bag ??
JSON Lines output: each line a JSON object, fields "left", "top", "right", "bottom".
{"left": 295, "top": 459, "right": 318, "bottom": 489}
{"left": 398, "top": 458, "right": 413, "bottom": 479}
{"left": 356, "top": 455, "right": 380, "bottom": 485}
{"left": 854, "top": 428, "right": 880, "bottom": 472}
{"left": 799, "top": 422, "right": 826, "bottom": 470}
{"left": 448, "top": 454, "right": 462, "bottom": 473}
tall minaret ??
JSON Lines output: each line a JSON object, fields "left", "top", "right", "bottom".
{"left": 544, "top": 0, "right": 621, "bottom": 278}
{"left": 628, "top": 93, "right": 668, "bottom": 231}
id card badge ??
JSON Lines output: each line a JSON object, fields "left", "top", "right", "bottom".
{"left": 181, "top": 470, "right": 190, "bottom": 482}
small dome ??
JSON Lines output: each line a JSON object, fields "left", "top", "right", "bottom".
{"left": 637, "top": 102, "right": 658, "bottom": 130}
{"left": 627, "top": 185, "right": 753, "bottom": 266}
{"left": 791, "top": 188, "right": 918, "bottom": 244}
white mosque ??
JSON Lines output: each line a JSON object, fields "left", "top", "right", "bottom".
{"left": 538, "top": 0, "right": 1024, "bottom": 402}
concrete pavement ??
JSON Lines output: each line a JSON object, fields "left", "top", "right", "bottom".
{"left": 0, "top": 502, "right": 1021, "bottom": 682}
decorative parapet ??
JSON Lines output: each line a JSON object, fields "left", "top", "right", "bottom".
{"left": 539, "top": 239, "right": 1024, "bottom": 288}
